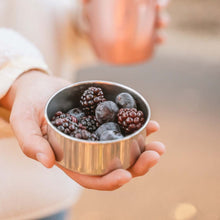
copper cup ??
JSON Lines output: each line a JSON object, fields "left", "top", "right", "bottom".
{"left": 82, "top": 0, "right": 157, "bottom": 64}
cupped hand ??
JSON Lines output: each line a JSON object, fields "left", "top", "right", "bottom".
{"left": 57, "top": 120, "right": 165, "bottom": 191}
{"left": 1, "top": 70, "right": 70, "bottom": 168}
{"left": 1, "top": 71, "right": 165, "bottom": 191}
{"left": 156, "top": 0, "right": 170, "bottom": 44}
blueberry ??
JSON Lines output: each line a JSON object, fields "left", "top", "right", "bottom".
{"left": 95, "top": 101, "right": 119, "bottom": 124}
{"left": 115, "top": 92, "right": 137, "bottom": 109}
{"left": 95, "top": 122, "right": 121, "bottom": 138}
{"left": 67, "top": 108, "right": 85, "bottom": 121}
{"left": 100, "top": 130, "right": 124, "bottom": 141}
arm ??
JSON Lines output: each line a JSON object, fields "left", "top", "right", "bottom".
{"left": 0, "top": 29, "right": 165, "bottom": 191}
{"left": 0, "top": 28, "right": 50, "bottom": 101}
{"left": 0, "top": 28, "right": 69, "bottom": 167}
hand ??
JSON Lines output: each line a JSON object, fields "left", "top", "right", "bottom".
{"left": 81, "top": 0, "right": 170, "bottom": 64}
{"left": 1, "top": 71, "right": 165, "bottom": 191}
{"left": 0, "top": 70, "right": 70, "bottom": 168}
{"left": 156, "top": 0, "right": 170, "bottom": 44}
{"left": 57, "top": 120, "right": 165, "bottom": 191}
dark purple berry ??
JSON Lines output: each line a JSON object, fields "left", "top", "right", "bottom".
{"left": 51, "top": 111, "right": 79, "bottom": 135}
{"left": 100, "top": 130, "right": 124, "bottom": 141}
{"left": 63, "top": 122, "right": 69, "bottom": 128}
{"left": 69, "top": 123, "right": 78, "bottom": 131}
{"left": 60, "top": 114, "right": 66, "bottom": 119}
{"left": 115, "top": 93, "right": 137, "bottom": 109}
{"left": 134, "top": 117, "right": 140, "bottom": 124}
{"left": 95, "top": 122, "right": 121, "bottom": 138}
{"left": 89, "top": 133, "right": 99, "bottom": 141}
{"left": 67, "top": 108, "right": 85, "bottom": 121}
{"left": 57, "top": 126, "right": 65, "bottom": 132}
{"left": 79, "top": 116, "right": 100, "bottom": 132}
{"left": 64, "top": 128, "right": 70, "bottom": 134}
{"left": 55, "top": 111, "right": 63, "bottom": 117}
{"left": 117, "top": 108, "right": 145, "bottom": 134}
{"left": 95, "top": 101, "right": 119, "bottom": 124}
{"left": 71, "top": 129, "right": 99, "bottom": 141}
{"left": 55, "top": 118, "right": 63, "bottom": 126}
{"left": 80, "top": 87, "right": 106, "bottom": 115}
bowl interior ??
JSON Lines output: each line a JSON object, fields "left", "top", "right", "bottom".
{"left": 46, "top": 81, "right": 150, "bottom": 127}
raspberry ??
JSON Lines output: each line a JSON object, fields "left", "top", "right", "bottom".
{"left": 80, "top": 87, "right": 106, "bottom": 115}
{"left": 117, "top": 108, "right": 145, "bottom": 134}
{"left": 79, "top": 115, "right": 100, "bottom": 132}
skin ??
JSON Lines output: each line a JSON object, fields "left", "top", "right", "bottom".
{"left": 0, "top": 0, "right": 169, "bottom": 190}
{"left": 82, "top": 0, "right": 170, "bottom": 45}
{"left": 0, "top": 71, "right": 165, "bottom": 191}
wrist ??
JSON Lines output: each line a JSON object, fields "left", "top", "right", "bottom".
{"left": 0, "top": 70, "right": 47, "bottom": 110}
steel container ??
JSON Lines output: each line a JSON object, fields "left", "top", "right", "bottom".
{"left": 45, "top": 81, "right": 151, "bottom": 175}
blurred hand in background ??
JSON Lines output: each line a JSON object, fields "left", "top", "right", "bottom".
{"left": 82, "top": 0, "right": 170, "bottom": 64}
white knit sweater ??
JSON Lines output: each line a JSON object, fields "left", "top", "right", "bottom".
{"left": 0, "top": 28, "right": 82, "bottom": 220}
{"left": 0, "top": 28, "right": 50, "bottom": 98}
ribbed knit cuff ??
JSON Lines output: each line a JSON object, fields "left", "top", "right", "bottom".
{"left": 0, "top": 56, "right": 50, "bottom": 99}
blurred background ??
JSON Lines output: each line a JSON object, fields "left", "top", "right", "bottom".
{"left": 72, "top": 0, "right": 220, "bottom": 219}
{"left": 0, "top": 0, "right": 219, "bottom": 219}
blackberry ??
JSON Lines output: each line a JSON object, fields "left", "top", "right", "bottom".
{"left": 79, "top": 116, "right": 100, "bottom": 132}
{"left": 117, "top": 108, "right": 145, "bottom": 134}
{"left": 89, "top": 133, "right": 99, "bottom": 141}
{"left": 80, "top": 87, "right": 106, "bottom": 115}
{"left": 71, "top": 129, "right": 99, "bottom": 141}
{"left": 51, "top": 111, "right": 78, "bottom": 135}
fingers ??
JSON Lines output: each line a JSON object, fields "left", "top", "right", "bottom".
{"left": 82, "top": 0, "right": 90, "bottom": 3}
{"left": 155, "top": 31, "right": 167, "bottom": 44}
{"left": 155, "top": 0, "right": 170, "bottom": 45}
{"left": 145, "top": 141, "right": 166, "bottom": 155}
{"left": 156, "top": 12, "right": 170, "bottom": 29}
{"left": 128, "top": 151, "right": 160, "bottom": 177}
{"left": 156, "top": 0, "right": 170, "bottom": 10}
{"left": 155, "top": 12, "right": 169, "bottom": 45}
{"left": 10, "top": 101, "right": 55, "bottom": 168}
{"left": 146, "top": 120, "right": 160, "bottom": 136}
{"left": 129, "top": 122, "right": 163, "bottom": 177}
{"left": 57, "top": 163, "right": 132, "bottom": 191}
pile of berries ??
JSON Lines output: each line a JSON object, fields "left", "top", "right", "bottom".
{"left": 50, "top": 87, "right": 145, "bottom": 141}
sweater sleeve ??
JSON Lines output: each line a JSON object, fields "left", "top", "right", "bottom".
{"left": 0, "top": 28, "right": 50, "bottom": 99}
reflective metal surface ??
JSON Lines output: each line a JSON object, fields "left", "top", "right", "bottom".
{"left": 82, "top": 0, "right": 156, "bottom": 64}
{"left": 45, "top": 81, "right": 151, "bottom": 175}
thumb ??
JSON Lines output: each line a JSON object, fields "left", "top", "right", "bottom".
{"left": 10, "top": 100, "right": 55, "bottom": 168}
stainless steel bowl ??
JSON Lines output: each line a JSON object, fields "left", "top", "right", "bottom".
{"left": 45, "top": 81, "right": 151, "bottom": 175}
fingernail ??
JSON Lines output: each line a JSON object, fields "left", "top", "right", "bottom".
{"left": 36, "top": 153, "right": 49, "bottom": 167}
{"left": 119, "top": 172, "right": 132, "bottom": 186}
